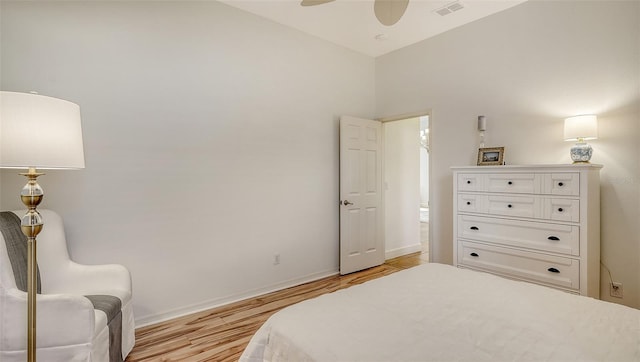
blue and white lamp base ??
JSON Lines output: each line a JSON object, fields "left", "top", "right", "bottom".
{"left": 570, "top": 142, "right": 593, "bottom": 163}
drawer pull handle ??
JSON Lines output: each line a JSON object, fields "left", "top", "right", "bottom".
{"left": 547, "top": 267, "right": 560, "bottom": 273}
{"left": 507, "top": 204, "right": 513, "bottom": 208}
{"left": 467, "top": 180, "right": 471, "bottom": 184}
{"left": 470, "top": 252, "right": 479, "bottom": 257}
{"left": 466, "top": 201, "right": 471, "bottom": 205}
{"left": 508, "top": 181, "right": 513, "bottom": 185}
{"left": 470, "top": 226, "right": 479, "bottom": 230}
{"left": 548, "top": 236, "right": 560, "bottom": 241}
{"left": 558, "top": 208, "right": 564, "bottom": 212}
{"left": 558, "top": 182, "right": 564, "bottom": 187}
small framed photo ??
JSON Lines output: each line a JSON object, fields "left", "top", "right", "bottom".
{"left": 477, "top": 147, "right": 505, "bottom": 166}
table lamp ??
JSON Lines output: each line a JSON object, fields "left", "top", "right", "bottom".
{"left": 0, "top": 91, "right": 85, "bottom": 361}
{"left": 564, "top": 115, "right": 597, "bottom": 163}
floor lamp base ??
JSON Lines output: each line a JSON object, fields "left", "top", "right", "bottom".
{"left": 19, "top": 168, "right": 45, "bottom": 362}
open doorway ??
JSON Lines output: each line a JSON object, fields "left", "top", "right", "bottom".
{"left": 382, "top": 112, "right": 430, "bottom": 263}
{"left": 419, "top": 116, "right": 429, "bottom": 259}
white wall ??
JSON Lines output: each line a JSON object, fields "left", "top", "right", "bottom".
{"left": 0, "top": 1, "right": 375, "bottom": 325}
{"left": 383, "top": 118, "right": 421, "bottom": 259}
{"left": 376, "top": 0, "right": 640, "bottom": 308}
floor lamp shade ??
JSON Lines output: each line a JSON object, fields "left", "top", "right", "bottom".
{"left": 0, "top": 91, "right": 85, "bottom": 169}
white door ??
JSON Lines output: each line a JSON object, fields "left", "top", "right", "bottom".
{"left": 339, "top": 116, "right": 384, "bottom": 275}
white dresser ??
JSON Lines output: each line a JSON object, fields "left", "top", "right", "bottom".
{"left": 452, "top": 164, "right": 602, "bottom": 297}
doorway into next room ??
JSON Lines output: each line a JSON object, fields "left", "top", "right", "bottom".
{"left": 382, "top": 113, "right": 430, "bottom": 263}
{"left": 419, "top": 116, "right": 430, "bottom": 259}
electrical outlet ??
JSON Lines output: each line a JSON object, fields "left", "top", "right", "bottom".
{"left": 273, "top": 253, "right": 280, "bottom": 266}
{"left": 610, "top": 282, "right": 623, "bottom": 298}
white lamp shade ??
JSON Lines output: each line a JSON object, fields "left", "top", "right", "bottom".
{"left": 1, "top": 91, "right": 85, "bottom": 169}
{"left": 564, "top": 115, "right": 598, "bottom": 141}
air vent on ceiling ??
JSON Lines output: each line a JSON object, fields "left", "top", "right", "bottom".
{"left": 435, "top": 1, "right": 465, "bottom": 16}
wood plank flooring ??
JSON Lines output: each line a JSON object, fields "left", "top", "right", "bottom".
{"left": 126, "top": 252, "right": 428, "bottom": 362}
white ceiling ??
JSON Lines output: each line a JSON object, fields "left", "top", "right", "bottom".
{"left": 220, "top": 0, "right": 528, "bottom": 57}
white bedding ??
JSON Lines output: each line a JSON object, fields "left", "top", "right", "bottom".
{"left": 240, "top": 263, "right": 640, "bottom": 361}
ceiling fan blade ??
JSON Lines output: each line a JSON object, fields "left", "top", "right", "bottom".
{"left": 301, "top": 0, "right": 336, "bottom": 6}
{"left": 374, "top": 0, "right": 409, "bottom": 26}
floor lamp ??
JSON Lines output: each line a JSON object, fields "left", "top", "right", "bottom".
{"left": 0, "top": 91, "right": 85, "bottom": 362}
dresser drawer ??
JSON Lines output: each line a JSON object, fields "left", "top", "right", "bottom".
{"left": 486, "top": 173, "right": 540, "bottom": 194}
{"left": 457, "top": 241, "right": 580, "bottom": 290}
{"left": 458, "top": 215, "right": 580, "bottom": 256}
{"left": 544, "top": 173, "right": 580, "bottom": 196}
{"left": 458, "top": 173, "right": 483, "bottom": 192}
{"left": 457, "top": 194, "right": 483, "bottom": 213}
{"left": 545, "top": 198, "right": 580, "bottom": 222}
{"left": 486, "top": 195, "right": 540, "bottom": 218}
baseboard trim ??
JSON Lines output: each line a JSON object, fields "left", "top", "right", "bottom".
{"left": 136, "top": 245, "right": 425, "bottom": 327}
{"left": 134, "top": 268, "right": 339, "bottom": 328}
{"left": 385, "top": 243, "right": 422, "bottom": 260}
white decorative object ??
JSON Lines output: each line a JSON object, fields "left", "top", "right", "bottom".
{"left": 564, "top": 115, "right": 598, "bottom": 163}
{"left": 477, "top": 115, "right": 486, "bottom": 131}
{"left": 478, "top": 115, "right": 486, "bottom": 148}
{"left": 452, "top": 164, "right": 602, "bottom": 297}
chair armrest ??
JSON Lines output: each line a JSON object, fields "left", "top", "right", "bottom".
{"left": 43, "top": 261, "right": 132, "bottom": 299}
{"left": 1, "top": 288, "right": 96, "bottom": 349}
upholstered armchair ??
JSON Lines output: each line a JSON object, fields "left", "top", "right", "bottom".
{"left": 0, "top": 209, "right": 135, "bottom": 361}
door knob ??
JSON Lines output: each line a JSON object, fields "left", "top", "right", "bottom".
{"left": 342, "top": 200, "right": 354, "bottom": 206}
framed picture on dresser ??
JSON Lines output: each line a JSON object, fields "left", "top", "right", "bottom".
{"left": 477, "top": 147, "right": 504, "bottom": 166}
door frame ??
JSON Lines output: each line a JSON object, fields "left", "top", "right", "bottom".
{"left": 378, "top": 109, "right": 432, "bottom": 263}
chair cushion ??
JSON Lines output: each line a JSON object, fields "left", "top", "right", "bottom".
{"left": 0, "top": 211, "right": 41, "bottom": 293}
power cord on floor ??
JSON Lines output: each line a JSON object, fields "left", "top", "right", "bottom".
{"left": 600, "top": 260, "right": 614, "bottom": 285}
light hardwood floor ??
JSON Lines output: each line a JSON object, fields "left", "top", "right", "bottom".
{"left": 126, "top": 252, "right": 428, "bottom": 362}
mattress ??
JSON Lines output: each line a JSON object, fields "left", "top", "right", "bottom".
{"left": 240, "top": 263, "right": 640, "bottom": 361}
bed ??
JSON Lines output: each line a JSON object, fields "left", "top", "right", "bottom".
{"left": 240, "top": 263, "right": 640, "bottom": 361}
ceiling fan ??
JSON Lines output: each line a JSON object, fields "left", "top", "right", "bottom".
{"left": 301, "top": 0, "right": 410, "bottom": 26}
